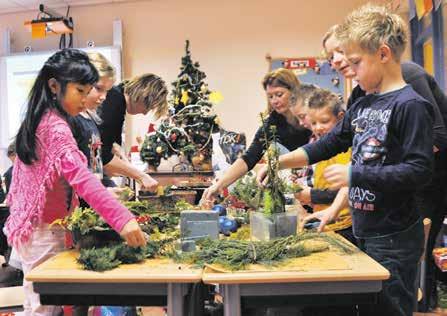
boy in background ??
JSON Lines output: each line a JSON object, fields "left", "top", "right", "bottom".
{"left": 298, "top": 89, "right": 354, "bottom": 244}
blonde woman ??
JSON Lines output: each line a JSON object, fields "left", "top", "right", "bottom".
{"left": 96, "top": 72, "right": 169, "bottom": 191}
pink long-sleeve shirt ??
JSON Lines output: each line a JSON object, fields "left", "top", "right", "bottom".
{"left": 42, "top": 149, "right": 134, "bottom": 231}
{"left": 5, "top": 110, "right": 134, "bottom": 248}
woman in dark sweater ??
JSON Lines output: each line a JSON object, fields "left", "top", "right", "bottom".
{"left": 202, "top": 68, "right": 311, "bottom": 202}
{"left": 97, "top": 74, "right": 168, "bottom": 191}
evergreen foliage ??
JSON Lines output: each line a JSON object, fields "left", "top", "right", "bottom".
{"left": 171, "top": 231, "right": 356, "bottom": 271}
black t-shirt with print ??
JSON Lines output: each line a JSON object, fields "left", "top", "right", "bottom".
{"left": 72, "top": 113, "right": 104, "bottom": 179}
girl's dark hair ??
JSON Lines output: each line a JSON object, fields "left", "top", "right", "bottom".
{"left": 16, "top": 48, "right": 99, "bottom": 165}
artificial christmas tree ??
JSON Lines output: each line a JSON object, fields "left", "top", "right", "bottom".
{"left": 140, "top": 40, "right": 221, "bottom": 171}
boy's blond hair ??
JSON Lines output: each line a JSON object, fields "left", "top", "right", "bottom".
{"left": 87, "top": 52, "right": 116, "bottom": 81}
{"left": 123, "top": 74, "right": 168, "bottom": 119}
{"left": 336, "top": 4, "right": 408, "bottom": 61}
{"left": 308, "top": 88, "right": 344, "bottom": 116}
{"left": 262, "top": 68, "right": 300, "bottom": 113}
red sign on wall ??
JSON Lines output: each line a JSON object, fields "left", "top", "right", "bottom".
{"left": 283, "top": 58, "right": 317, "bottom": 69}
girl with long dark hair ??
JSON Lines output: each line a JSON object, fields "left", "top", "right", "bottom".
{"left": 5, "top": 49, "right": 146, "bottom": 315}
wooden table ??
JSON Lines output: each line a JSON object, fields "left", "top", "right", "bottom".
{"left": 202, "top": 248, "right": 390, "bottom": 316}
{"left": 26, "top": 251, "right": 202, "bottom": 316}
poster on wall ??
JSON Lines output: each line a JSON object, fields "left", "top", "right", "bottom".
{"left": 267, "top": 55, "right": 352, "bottom": 103}
{"left": 0, "top": 46, "right": 121, "bottom": 170}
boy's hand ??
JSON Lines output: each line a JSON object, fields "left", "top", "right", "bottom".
{"left": 295, "top": 186, "right": 311, "bottom": 205}
{"left": 256, "top": 165, "right": 269, "bottom": 187}
{"left": 120, "top": 219, "right": 147, "bottom": 247}
{"left": 299, "top": 207, "right": 338, "bottom": 233}
{"left": 324, "top": 164, "right": 350, "bottom": 189}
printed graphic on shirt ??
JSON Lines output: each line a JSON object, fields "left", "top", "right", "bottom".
{"left": 89, "top": 133, "right": 103, "bottom": 179}
{"left": 349, "top": 107, "right": 392, "bottom": 212}
{"left": 349, "top": 187, "right": 376, "bottom": 211}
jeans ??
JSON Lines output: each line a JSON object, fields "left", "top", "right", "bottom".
{"left": 357, "top": 219, "right": 424, "bottom": 316}
{"left": 414, "top": 174, "right": 447, "bottom": 311}
{"left": 337, "top": 226, "right": 358, "bottom": 246}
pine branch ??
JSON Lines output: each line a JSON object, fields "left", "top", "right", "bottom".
{"left": 171, "top": 232, "right": 356, "bottom": 271}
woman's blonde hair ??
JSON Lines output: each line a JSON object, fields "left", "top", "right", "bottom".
{"left": 123, "top": 74, "right": 168, "bottom": 119}
{"left": 262, "top": 68, "right": 300, "bottom": 113}
{"left": 336, "top": 4, "right": 408, "bottom": 61}
{"left": 87, "top": 52, "right": 116, "bottom": 81}
{"left": 322, "top": 24, "right": 340, "bottom": 57}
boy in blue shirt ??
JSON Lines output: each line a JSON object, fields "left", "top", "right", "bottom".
{"left": 258, "top": 4, "right": 433, "bottom": 316}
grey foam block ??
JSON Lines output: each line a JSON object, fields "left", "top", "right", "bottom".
{"left": 250, "top": 212, "right": 275, "bottom": 241}
{"left": 275, "top": 213, "right": 298, "bottom": 237}
{"left": 250, "top": 212, "right": 297, "bottom": 241}
{"left": 180, "top": 210, "right": 219, "bottom": 240}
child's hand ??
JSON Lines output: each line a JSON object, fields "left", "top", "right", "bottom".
{"left": 294, "top": 186, "right": 311, "bottom": 205}
{"left": 324, "top": 164, "right": 350, "bottom": 189}
{"left": 138, "top": 174, "right": 159, "bottom": 192}
{"left": 120, "top": 219, "right": 147, "bottom": 247}
{"left": 299, "top": 207, "right": 338, "bottom": 233}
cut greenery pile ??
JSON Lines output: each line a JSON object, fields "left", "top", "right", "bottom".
{"left": 171, "top": 231, "right": 357, "bottom": 271}
{"left": 78, "top": 235, "right": 178, "bottom": 272}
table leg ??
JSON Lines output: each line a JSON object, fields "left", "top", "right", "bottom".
{"left": 167, "top": 283, "right": 183, "bottom": 316}
{"left": 222, "top": 284, "right": 241, "bottom": 316}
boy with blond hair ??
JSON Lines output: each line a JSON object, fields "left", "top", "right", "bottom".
{"left": 258, "top": 4, "right": 433, "bottom": 315}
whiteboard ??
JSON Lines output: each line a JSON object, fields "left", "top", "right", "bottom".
{"left": 0, "top": 46, "right": 121, "bottom": 171}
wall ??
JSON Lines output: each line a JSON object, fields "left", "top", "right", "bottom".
{"left": 0, "top": 0, "right": 389, "bottom": 155}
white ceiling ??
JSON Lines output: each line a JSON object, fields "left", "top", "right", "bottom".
{"left": 0, "top": 0, "right": 140, "bottom": 15}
